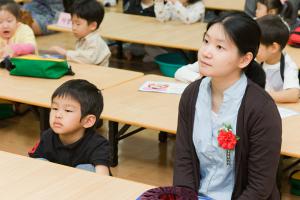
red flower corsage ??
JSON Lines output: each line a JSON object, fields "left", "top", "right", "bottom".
{"left": 217, "top": 124, "right": 239, "bottom": 165}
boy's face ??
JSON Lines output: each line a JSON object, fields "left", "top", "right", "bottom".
{"left": 256, "top": 43, "right": 278, "bottom": 63}
{"left": 0, "top": 10, "right": 18, "bottom": 40}
{"left": 256, "top": 2, "right": 268, "bottom": 18}
{"left": 71, "top": 14, "right": 97, "bottom": 39}
{"left": 50, "top": 96, "right": 85, "bottom": 136}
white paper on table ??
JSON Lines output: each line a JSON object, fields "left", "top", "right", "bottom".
{"left": 139, "top": 81, "right": 188, "bottom": 94}
{"left": 277, "top": 106, "right": 300, "bottom": 119}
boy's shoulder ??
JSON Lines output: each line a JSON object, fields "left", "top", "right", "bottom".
{"left": 82, "top": 31, "right": 109, "bottom": 48}
{"left": 84, "top": 129, "right": 109, "bottom": 146}
{"left": 284, "top": 53, "right": 297, "bottom": 67}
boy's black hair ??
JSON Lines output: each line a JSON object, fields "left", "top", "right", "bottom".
{"left": 51, "top": 79, "right": 103, "bottom": 130}
{"left": 70, "top": 0, "right": 105, "bottom": 29}
{"left": 256, "top": 14, "right": 290, "bottom": 49}
{"left": 0, "top": 0, "right": 20, "bottom": 20}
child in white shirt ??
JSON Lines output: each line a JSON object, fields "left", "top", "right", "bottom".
{"left": 256, "top": 14, "right": 299, "bottom": 102}
{"left": 154, "top": 0, "right": 205, "bottom": 24}
{"left": 175, "top": 15, "right": 299, "bottom": 103}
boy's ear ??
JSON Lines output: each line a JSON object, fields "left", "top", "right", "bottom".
{"left": 88, "top": 21, "right": 98, "bottom": 31}
{"left": 268, "top": 8, "right": 278, "bottom": 15}
{"left": 270, "top": 42, "right": 281, "bottom": 53}
{"left": 81, "top": 114, "right": 97, "bottom": 128}
{"left": 238, "top": 52, "right": 253, "bottom": 69}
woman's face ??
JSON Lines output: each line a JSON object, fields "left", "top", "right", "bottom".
{"left": 256, "top": 2, "right": 268, "bottom": 18}
{"left": 198, "top": 23, "right": 247, "bottom": 78}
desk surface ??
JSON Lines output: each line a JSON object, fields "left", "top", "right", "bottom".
{"left": 0, "top": 63, "right": 143, "bottom": 107}
{"left": 203, "top": 0, "right": 244, "bottom": 11}
{"left": 282, "top": 115, "right": 300, "bottom": 158}
{"left": 102, "top": 74, "right": 300, "bottom": 157}
{"left": 48, "top": 12, "right": 300, "bottom": 67}
{"left": 48, "top": 12, "right": 206, "bottom": 51}
{"left": 102, "top": 74, "right": 180, "bottom": 133}
{"left": 0, "top": 151, "right": 153, "bottom": 199}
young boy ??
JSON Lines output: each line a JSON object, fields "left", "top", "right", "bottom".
{"left": 51, "top": 0, "right": 111, "bottom": 66}
{"left": 256, "top": 14, "right": 300, "bottom": 103}
{"left": 29, "top": 79, "right": 110, "bottom": 175}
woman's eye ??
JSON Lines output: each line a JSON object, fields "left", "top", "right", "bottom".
{"left": 51, "top": 107, "right": 58, "bottom": 111}
{"left": 216, "top": 45, "right": 223, "bottom": 50}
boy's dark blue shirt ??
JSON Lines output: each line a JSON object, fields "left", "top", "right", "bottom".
{"left": 29, "top": 128, "right": 110, "bottom": 167}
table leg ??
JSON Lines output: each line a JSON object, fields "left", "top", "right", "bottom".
{"left": 117, "top": 41, "right": 123, "bottom": 59}
{"left": 159, "top": 131, "right": 167, "bottom": 143}
{"left": 39, "top": 107, "right": 50, "bottom": 133}
{"left": 109, "top": 121, "right": 119, "bottom": 167}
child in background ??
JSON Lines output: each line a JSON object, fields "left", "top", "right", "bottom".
{"left": 154, "top": 0, "right": 205, "bottom": 24}
{"left": 0, "top": 0, "right": 36, "bottom": 58}
{"left": 22, "top": 0, "right": 64, "bottom": 35}
{"left": 122, "top": 0, "right": 157, "bottom": 61}
{"left": 255, "top": 0, "right": 297, "bottom": 28}
{"left": 174, "top": 62, "right": 200, "bottom": 83}
{"left": 29, "top": 79, "right": 110, "bottom": 175}
{"left": 51, "top": 0, "right": 111, "bottom": 66}
{"left": 256, "top": 15, "right": 299, "bottom": 103}
{"left": 124, "top": 0, "right": 155, "bottom": 17}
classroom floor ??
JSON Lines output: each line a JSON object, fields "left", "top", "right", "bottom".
{"left": 0, "top": 31, "right": 300, "bottom": 199}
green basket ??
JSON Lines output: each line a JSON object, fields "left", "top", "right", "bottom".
{"left": 154, "top": 53, "right": 188, "bottom": 77}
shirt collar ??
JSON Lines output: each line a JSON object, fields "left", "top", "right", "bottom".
{"left": 53, "top": 129, "right": 92, "bottom": 149}
{"left": 262, "top": 62, "right": 280, "bottom": 70}
{"left": 78, "top": 30, "right": 99, "bottom": 42}
{"left": 223, "top": 73, "right": 247, "bottom": 100}
{"left": 204, "top": 73, "right": 247, "bottom": 100}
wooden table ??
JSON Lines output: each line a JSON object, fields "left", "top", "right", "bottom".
{"left": 0, "top": 151, "right": 153, "bottom": 199}
{"left": 48, "top": 12, "right": 300, "bottom": 67}
{"left": 102, "top": 74, "right": 180, "bottom": 165}
{"left": 102, "top": 74, "right": 180, "bottom": 134}
{"left": 203, "top": 0, "right": 244, "bottom": 11}
{"left": 48, "top": 12, "right": 207, "bottom": 50}
{"left": 0, "top": 62, "right": 143, "bottom": 108}
{"left": 0, "top": 63, "right": 143, "bottom": 130}
{"left": 102, "top": 74, "right": 300, "bottom": 165}
{"left": 281, "top": 115, "right": 300, "bottom": 158}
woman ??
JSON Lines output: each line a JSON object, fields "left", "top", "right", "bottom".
{"left": 173, "top": 12, "right": 281, "bottom": 200}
